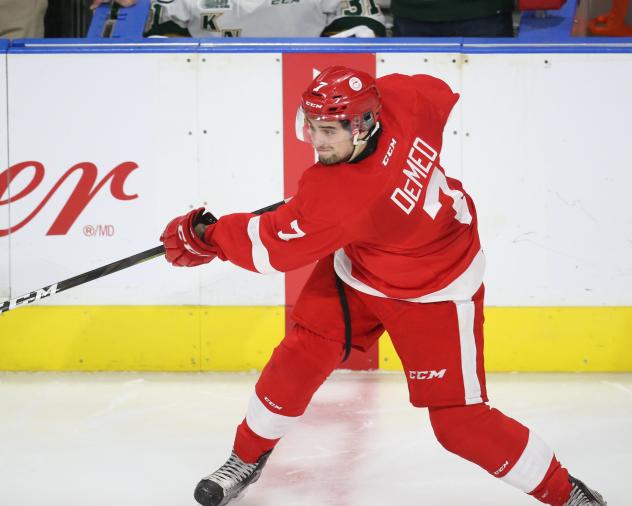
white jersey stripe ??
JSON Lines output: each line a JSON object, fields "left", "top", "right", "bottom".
{"left": 246, "top": 215, "right": 279, "bottom": 274}
{"left": 501, "top": 431, "right": 554, "bottom": 493}
{"left": 333, "top": 248, "right": 385, "bottom": 297}
{"left": 245, "top": 393, "right": 299, "bottom": 440}
{"left": 333, "top": 248, "right": 485, "bottom": 304}
{"left": 455, "top": 299, "right": 483, "bottom": 405}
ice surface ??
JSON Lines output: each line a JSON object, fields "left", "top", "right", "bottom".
{"left": 0, "top": 371, "right": 628, "bottom": 505}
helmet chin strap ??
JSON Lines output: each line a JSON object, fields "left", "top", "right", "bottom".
{"left": 347, "top": 121, "right": 381, "bottom": 162}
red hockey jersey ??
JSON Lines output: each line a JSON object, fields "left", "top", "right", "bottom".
{"left": 206, "top": 73, "right": 484, "bottom": 302}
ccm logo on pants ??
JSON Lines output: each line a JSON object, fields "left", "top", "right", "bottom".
{"left": 408, "top": 369, "right": 447, "bottom": 380}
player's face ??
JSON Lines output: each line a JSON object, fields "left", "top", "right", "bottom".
{"left": 306, "top": 118, "right": 355, "bottom": 165}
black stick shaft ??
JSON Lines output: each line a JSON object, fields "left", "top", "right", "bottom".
{"left": 0, "top": 245, "right": 165, "bottom": 314}
{"left": 0, "top": 200, "right": 286, "bottom": 314}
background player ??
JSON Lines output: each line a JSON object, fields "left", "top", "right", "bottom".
{"left": 145, "top": 0, "right": 386, "bottom": 37}
{"left": 90, "top": 0, "right": 387, "bottom": 37}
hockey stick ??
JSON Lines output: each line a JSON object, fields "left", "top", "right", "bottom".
{"left": 0, "top": 245, "right": 166, "bottom": 314}
{"left": 0, "top": 200, "right": 286, "bottom": 314}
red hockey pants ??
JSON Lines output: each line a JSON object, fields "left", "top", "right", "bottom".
{"left": 232, "top": 256, "right": 571, "bottom": 505}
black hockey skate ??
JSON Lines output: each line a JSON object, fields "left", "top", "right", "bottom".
{"left": 194, "top": 450, "right": 272, "bottom": 506}
{"left": 563, "top": 475, "right": 607, "bottom": 505}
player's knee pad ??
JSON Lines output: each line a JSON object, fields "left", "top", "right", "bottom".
{"left": 242, "top": 325, "right": 343, "bottom": 450}
{"left": 430, "top": 404, "right": 561, "bottom": 496}
{"left": 430, "top": 404, "right": 556, "bottom": 497}
{"left": 254, "top": 324, "right": 344, "bottom": 418}
{"left": 428, "top": 403, "right": 530, "bottom": 477}
{"left": 429, "top": 403, "right": 493, "bottom": 454}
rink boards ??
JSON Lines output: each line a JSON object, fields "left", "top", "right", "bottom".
{"left": 1, "top": 40, "right": 631, "bottom": 371}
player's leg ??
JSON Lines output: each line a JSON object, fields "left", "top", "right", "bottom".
{"left": 366, "top": 285, "right": 605, "bottom": 506}
{"left": 429, "top": 403, "right": 580, "bottom": 505}
{"left": 234, "top": 323, "right": 349, "bottom": 461}
{"left": 194, "top": 323, "right": 346, "bottom": 506}
{"left": 233, "top": 255, "right": 384, "bottom": 463}
{"left": 427, "top": 402, "right": 605, "bottom": 505}
{"left": 194, "top": 256, "right": 384, "bottom": 506}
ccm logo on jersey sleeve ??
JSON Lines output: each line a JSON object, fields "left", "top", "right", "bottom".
{"left": 277, "top": 219, "right": 306, "bottom": 241}
{"left": 408, "top": 369, "right": 447, "bottom": 380}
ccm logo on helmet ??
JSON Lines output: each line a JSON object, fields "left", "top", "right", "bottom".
{"left": 305, "top": 101, "right": 323, "bottom": 109}
{"left": 408, "top": 369, "right": 447, "bottom": 380}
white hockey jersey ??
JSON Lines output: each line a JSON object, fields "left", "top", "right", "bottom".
{"left": 145, "top": 0, "right": 386, "bottom": 37}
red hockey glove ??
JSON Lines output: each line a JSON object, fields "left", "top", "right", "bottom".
{"left": 160, "top": 208, "right": 218, "bottom": 267}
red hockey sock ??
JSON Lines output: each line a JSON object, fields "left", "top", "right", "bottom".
{"left": 233, "top": 418, "right": 279, "bottom": 464}
{"left": 529, "top": 457, "right": 572, "bottom": 506}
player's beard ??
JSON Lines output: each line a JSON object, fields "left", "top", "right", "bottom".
{"left": 319, "top": 153, "right": 344, "bottom": 165}
{"left": 317, "top": 146, "right": 353, "bottom": 165}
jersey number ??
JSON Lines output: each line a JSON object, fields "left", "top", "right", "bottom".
{"left": 423, "top": 169, "right": 472, "bottom": 225}
{"left": 343, "top": 0, "right": 379, "bottom": 16}
{"left": 278, "top": 219, "right": 306, "bottom": 241}
{"left": 390, "top": 136, "right": 472, "bottom": 225}
{"left": 415, "top": 137, "right": 472, "bottom": 225}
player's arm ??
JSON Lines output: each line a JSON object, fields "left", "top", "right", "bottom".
{"left": 144, "top": 0, "right": 192, "bottom": 37}
{"left": 206, "top": 201, "right": 354, "bottom": 273}
{"left": 161, "top": 193, "right": 360, "bottom": 273}
{"left": 321, "top": 0, "right": 387, "bottom": 37}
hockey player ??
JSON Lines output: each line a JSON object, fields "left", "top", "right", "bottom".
{"left": 160, "top": 67, "right": 607, "bottom": 506}
{"left": 91, "top": 0, "right": 386, "bottom": 37}
{"left": 144, "top": 0, "right": 387, "bottom": 37}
